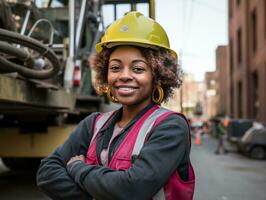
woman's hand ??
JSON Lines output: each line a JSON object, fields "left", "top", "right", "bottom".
{"left": 67, "top": 155, "right": 85, "bottom": 166}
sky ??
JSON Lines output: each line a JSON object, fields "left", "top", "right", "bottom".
{"left": 155, "top": 0, "right": 228, "bottom": 81}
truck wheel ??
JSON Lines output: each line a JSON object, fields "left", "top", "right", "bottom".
{"left": 250, "top": 146, "right": 266, "bottom": 160}
{"left": 2, "top": 158, "right": 41, "bottom": 171}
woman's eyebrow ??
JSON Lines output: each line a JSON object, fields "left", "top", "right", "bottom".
{"left": 132, "top": 59, "right": 147, "bottom": 65}
{"left": 109, "top": 58, "right": 121, "bottom": 63}
{"left": 109, "top": 59, "right": 147, "bottom": 65}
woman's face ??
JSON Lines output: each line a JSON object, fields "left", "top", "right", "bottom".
{"left": 107, "top": 46, "right": 153, "bottom": 107}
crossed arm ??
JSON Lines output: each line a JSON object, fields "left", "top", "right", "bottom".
{"left": 37, "top": 113, "right": 189, "bottom": 200}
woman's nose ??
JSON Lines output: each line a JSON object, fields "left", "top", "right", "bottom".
{"left": 119, "top": 68, "right": 132, "bottom": 81}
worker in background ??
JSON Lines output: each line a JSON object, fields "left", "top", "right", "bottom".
{"left": 214, "top": 116, "right": 229, "bottom": 155}
{"left": 37, "top": 12, "right": 195, "bottom": 200}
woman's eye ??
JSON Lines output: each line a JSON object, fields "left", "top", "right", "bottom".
{"left": 132, "top": 66, "right": 145, "bottom": 73}
{"left": 109, "top": 65, "right": 120, "bottom": 72}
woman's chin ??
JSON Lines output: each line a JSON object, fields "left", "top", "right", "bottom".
{"left": 117, "top": 97, "right": 151, "bottom": 108}
{"left": 116, "top": 99, "right": 135, "bottom": 106}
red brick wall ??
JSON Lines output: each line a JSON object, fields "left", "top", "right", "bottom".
{"left": 228, "top": 0, "right": 266, "bottom": 123}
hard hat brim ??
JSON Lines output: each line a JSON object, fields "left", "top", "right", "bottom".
{"left": 96, "top": 40, "right": 177, "bottom": 59}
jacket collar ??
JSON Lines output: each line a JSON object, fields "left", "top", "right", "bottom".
{"left": 100, "top": 103, "right": 156, "bottom": 133}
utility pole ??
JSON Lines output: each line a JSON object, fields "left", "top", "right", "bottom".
{"left": 179, "top": 50, "right": 184, "bottom": 113}
{"left": 180, "top": 85, "right": 183, "bottom": 113}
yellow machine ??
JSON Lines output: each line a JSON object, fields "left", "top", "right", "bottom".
{"left": 0, "top": 0, "right": 155, "bottom": 170}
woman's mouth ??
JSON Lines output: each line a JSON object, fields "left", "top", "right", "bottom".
{"left": 115, "top": 86, "right": 138, "bottom": 96}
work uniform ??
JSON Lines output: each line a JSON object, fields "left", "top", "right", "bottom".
{"left": 37, "top": 103, "right": 190, "bottom": 200}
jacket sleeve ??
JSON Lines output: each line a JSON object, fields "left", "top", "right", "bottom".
{"left": 67, "top": 114, "right": 190, "bottom": 200}
{"left": 36, "top": 112, "right": 99, "bottom": 200}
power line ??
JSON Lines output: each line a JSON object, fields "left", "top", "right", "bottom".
{"left": 183, "top": 0, "right": 194, "bottom": 51}
{"left": 193, "top": 0, "right": 226, "bottom": 14}
{"left": 181, "top": 0, "right": 187, "bottom": 50}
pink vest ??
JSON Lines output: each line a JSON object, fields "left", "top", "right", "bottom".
{"left": 86, "top": 105, "right": 195, "bottom": 200}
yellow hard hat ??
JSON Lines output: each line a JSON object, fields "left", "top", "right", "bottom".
{"left": 95, "top": 12, "right": 177, "bottom": 58}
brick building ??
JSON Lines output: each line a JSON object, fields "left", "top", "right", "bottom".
{"left": 228, "top": 0, "right": 266, "bottom": 124}
{"left": 215, "top": 46, "right": 230, "bottom": 116}
{"left": 205, "top": 71, "right": 219, "bottom": 118}
{"left": 165, "top": 74, "right": 205, "bottom": 118}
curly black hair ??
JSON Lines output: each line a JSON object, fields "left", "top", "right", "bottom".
{"left": 92, "top": 46, "right": 183, "bottom": 103}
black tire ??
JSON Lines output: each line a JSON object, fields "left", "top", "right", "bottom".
{"left": 249, "top": 146, "right": 266, "bottom": 160}
{"left": 2, "top": 157, "right": 41, "bottom": 171}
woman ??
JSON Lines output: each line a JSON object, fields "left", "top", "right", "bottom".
{"left": 37, "top": 12, "right": 195, "bottom": 200}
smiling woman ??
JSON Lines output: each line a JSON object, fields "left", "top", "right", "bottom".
{"left": 94, "top": 46, "right": 182, "bottom": 104}
{"left": 37, "top": 11, "right": 195, "bottom": 200}
{"left": 107, "top": 46, "right": 153, "bottom": 110}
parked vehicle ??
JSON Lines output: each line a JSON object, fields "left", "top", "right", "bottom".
{"left": 227, "top": 119, "right": 253, "bottom": 142}
{"left": 238, "top": 126, "right": 266, "bottom": 160}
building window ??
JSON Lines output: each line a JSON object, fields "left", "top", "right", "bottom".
{"left": 252, "top": 72, "right": 259, "bottom": 119}
{"left": 210, "top": 80, "right": 216, "bottom": 86}
{"left": 237, "top": 28, "right": 242, "bottom": 64}
{"left": 237, "top": 81, "right": 242, "bottom": 118}
{"left": 251, "top": 9, "right": 257, "bottom": 53}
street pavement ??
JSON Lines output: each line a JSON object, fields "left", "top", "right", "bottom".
{"left": 191, "top": 134, "right": 266, "bottom": 200}
{"left": 0, "top": 160, "right": 48, "bottom": 200}
{"left": 0, "top": 134, "right": 265, "bottom": 199}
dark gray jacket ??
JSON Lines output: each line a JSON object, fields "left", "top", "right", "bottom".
{"left": 37, "top": 104, "right": 190, "bottom": 200}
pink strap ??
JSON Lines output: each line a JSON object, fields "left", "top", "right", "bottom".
{"left": 152, "top": 112, "right": 192, "bottom": 151}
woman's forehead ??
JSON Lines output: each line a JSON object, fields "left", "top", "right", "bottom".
{"left": 111, "top": 45, "right": 142, "bottom": 54}
{"left": 109, "top": 46, "right": 146, "bottom": 60}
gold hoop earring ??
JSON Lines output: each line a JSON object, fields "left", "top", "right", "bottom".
{"left": 152, "top": 85, "right": 164, "bottom": 104}
{"left": 106, "top": 86, "right": 119, "bottom": 103}
{"left": 95, "top": 85, "right": 108, "bottom": 96}
{"left": 96, "top": 86, "right": 104, "bottom": 96}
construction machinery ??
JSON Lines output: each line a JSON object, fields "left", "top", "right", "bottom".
{"left": 0, "top": 0, "right": 154, "bottom": 170}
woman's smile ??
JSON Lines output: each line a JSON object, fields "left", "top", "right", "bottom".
{"left": 108, "top": 46, "right": 153, "bottom": 108}
{"left": 115, "top": 85, "right": 139, "bottom": 96}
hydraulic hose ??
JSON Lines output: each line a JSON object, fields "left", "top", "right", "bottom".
{"left": 0, "top": 57, "right": 53, "bottom": 79}
{"left": 0, "top": 28, "right": 61, "bottom": 79}
{"left": 0, "top": 41, "right": 34, "bottom": 64}
{"left": 0, "top": 41, "right": 29, "bottom": 59}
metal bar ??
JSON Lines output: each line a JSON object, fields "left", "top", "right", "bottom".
{"left": 114, "top": 3, "right": 117, "bottom": 20}
{"left": 104, "top": 0, "right": 150, "bottom": 4}
{"left": 51, "top": 44, "right": 65, "bottom": 48}
{"left": 63, "top": 0, "right": 76, "bottom": 89}
{"left": 69, "top": 0, "right": 76, "bottom": 58}
{"left": 20, "top": 10, "right": 31, "bottom": 35}
{"left": 131, "top": 1, "right": 136, "bottom": 11}
{"left": 75, "top": 0, "right": 88, "bottom": 51}
{"left": 149, "top": 0, "right": 155, "bottom": 19}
